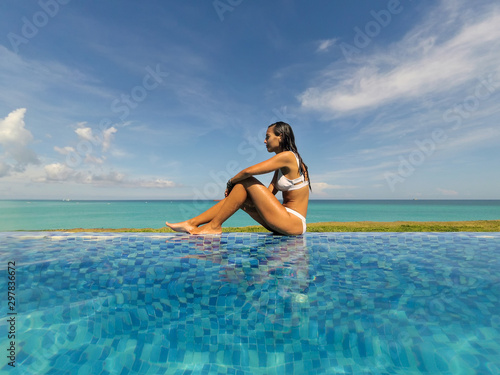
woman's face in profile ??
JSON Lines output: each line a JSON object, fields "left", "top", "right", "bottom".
{"left": 265, "top": 126, "right": 281, "bottom": 153}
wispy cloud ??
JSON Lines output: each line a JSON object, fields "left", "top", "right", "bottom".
{"left": 54, "top": 146, "right": 75, "bottom": 156}
{"left": 316, "top": 38, "right": 338, "bottom": 53}
{"left": 316, "top": 161, "right": 398, "bottom": 181}
{"left": 437, "top": 188, "right": 459, "bottom": 196}
{"left": 293, "top": 0, "right": 500, "bottom": 199}
{"left": 0, "top": 46, "right": 112, "bottom": 109}
{"left": 444, "top": 127, "right": 500, "bottom": 151}
{"left": 35, "top": 162, "right": 178, "bottom": 188}
{"left": 299, "top": 1, "right": 500, "bottom": 115}
{"left": 312, "top": 182, "right": 358, "bottom": 195}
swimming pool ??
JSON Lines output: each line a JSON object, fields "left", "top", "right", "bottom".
{"left": 1, "top": 232, "right": 499, "bottom": 374}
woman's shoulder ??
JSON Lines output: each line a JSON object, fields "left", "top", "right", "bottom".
{"left": 281, "top": 150, "right": 297, "bottom": 159}
{"left": 271, "top": 151, "right": 296, "bottom": 165}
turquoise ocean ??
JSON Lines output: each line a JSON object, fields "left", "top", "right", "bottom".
{"left": 1, "top": 200, "right": 499, "bottom": 231}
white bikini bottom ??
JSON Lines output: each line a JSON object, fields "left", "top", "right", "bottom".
{"left": 285, "top": 207, "right": 307, "bottom": 235}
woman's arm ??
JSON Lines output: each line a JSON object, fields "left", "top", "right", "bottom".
{"left": 230, "top": 152, "right": 294, "bottom": 185}
{"left": 268, "top": 170, "right": 278, "bottom": 195}
{"left": 231, "top": 169, "right": 279, "bottom": 204}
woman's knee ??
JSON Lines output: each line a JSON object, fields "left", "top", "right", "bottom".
{"left": 237, "top": 177, "right": 263, "bottom": 191}
{"left": 239, "top": 176, "right": 260, "bottom": 185}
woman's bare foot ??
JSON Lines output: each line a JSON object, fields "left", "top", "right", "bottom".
{"left": 190, "top": 223, "right": 222, "bottom": 235}
{"left": 165, "top": 220, "right": 197, "bottom": 233}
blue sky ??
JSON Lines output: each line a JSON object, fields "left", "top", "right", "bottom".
{"left": 1, "top": 0, "right": 499, "bottom": 200}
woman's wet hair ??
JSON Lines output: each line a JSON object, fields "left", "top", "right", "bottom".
{"left": 269, "top": 121, "right": 311, "bottom": 191}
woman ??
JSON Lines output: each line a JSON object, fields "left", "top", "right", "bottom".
{"left": 166, "top": 121, "right": 311, "bottom": 235}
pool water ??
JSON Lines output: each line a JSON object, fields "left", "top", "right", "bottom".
{"left": 0, "top": 232, "right": 499, "bottom": 375}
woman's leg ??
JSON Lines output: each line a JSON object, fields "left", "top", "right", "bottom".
{"left": 191, "top": 177, "right": 304, "bottom": 235}
{"left": 240, "top": 178, "right": 304, "bottom": 235}
{"left": 166, "top": 199, "right": 226, "bottom": 233}
{"left": 190, "top": 183, "right": 248, "bottom": 234}
{"left": 167, "top": 195, "right": 274, "bottom": 233}
{"left": 241, "top": 199, "right": 276, "bottom": 233}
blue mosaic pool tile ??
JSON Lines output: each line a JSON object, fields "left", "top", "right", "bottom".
{"left": 1, "top": 232, "right": 500, "bottom": 374}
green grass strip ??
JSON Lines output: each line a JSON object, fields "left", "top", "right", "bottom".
{"left": 47, "top": 220, "right": 500, "bottom": 233}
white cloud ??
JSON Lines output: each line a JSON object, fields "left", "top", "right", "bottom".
{"left": 74, "top": 124, "right": 117, "bottom": 152}
{"left": 299, "top": 1, "right": 500, "bottom": 115}
{"left": 75, "top": 126, "right": 94, "bottom": 142}
{"left": 36, "top": 163, "right": 178, "bottom": 189}
{"left": 136, "top": 179, "right": 177, "bottom": 188}
{"left": 316, "top": 38, "right": 338, "bottom": 53}
{"left": 0, "top": 108, "right": 39, "bottom": 176}
{"left": 42, "top": 163, "right": 75, "bottom": 182}
{"left": 102, "top": 127, "right": 117, "bottom": 152}
{"left": 54, "top": 146, "right": 76, "bottom": 155}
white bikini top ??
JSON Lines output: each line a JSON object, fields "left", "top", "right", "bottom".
{"left": 276, "top": 152, "right": 309, "bottom": 192}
